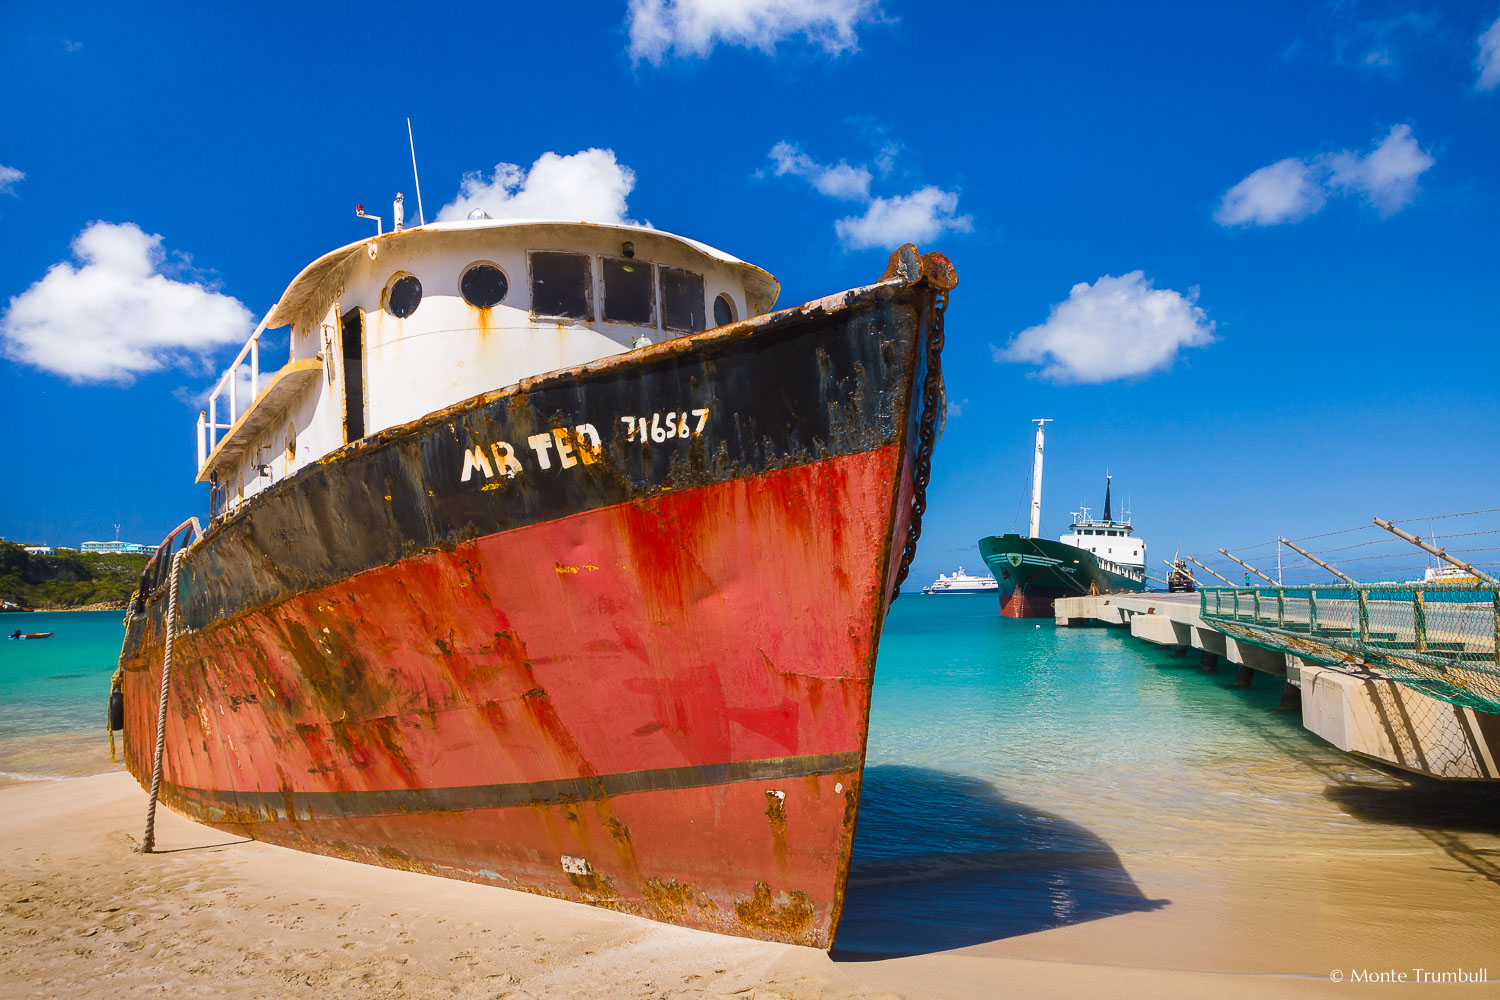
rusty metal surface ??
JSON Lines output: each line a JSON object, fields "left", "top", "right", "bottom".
{"left": 120, "top": 251, "right": 955, "bottom": 947}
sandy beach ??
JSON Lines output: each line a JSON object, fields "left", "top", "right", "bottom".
{"left": 3, "top": 772, "right": 1492, "bottom": 999}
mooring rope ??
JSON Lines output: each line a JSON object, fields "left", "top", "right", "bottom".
{"left": 140, "top": 550, "right": 185, "bottom": 854}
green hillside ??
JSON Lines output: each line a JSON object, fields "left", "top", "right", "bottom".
{"left": 0, "top": 540, "right": 150, "bottom": 610}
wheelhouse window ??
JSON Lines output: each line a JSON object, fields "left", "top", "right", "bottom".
{"left": 530, "top": 252, "right": 591, "bottom": 319}
{"left": 602, "top": 257, "right": 654, "bottom": 326}
{"left": 661, "top": 267, "right": 705, "bottom": 333}
{"left": 461, "top": 263, "right": 508, "bottom": 308}
{"left": 386, "top": 274, "right": 422, "bottom": 319}
{"left": 713, "top": 293, "right": 736, "bottom": 327}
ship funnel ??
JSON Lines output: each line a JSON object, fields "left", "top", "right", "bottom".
{"left": 394, "top": 192, "right": 405, "bottom": 232}
{"left": 1103, "top": 474, "right": 1112, "bottom": 523}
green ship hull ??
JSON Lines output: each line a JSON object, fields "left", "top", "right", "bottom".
{"left": 978, "top": 534, "right": 1146, "bottom": 618}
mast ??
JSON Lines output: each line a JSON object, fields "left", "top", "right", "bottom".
{"left": 1103, "top": 473, "right": 1112, "bottom": 523}
{"left": 1028, "top": 419, "right": 1051, "bottom": 538}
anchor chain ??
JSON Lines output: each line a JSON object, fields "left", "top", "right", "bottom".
{"left": 890, "top": 287, "right": 947, "bottom": 602}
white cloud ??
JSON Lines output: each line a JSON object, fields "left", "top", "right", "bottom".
{"left": 1215, "top": 124, "right": 1433, "bottom": 227}
{"left": 1325, "top": 124, "right": 1434, "bottom": 215}
{"left": 767, "top": 141, "right": 871, "bottom": 200}
{"left": 946, "top": 397, "right": 969, "bottom": 418}
{"left": 628, "top": 0, "right": 882, "bottom": 64}
{"left": 835, "top": 186, "right": 973, "bottom": 250}
{"left": 436, "top": 149, "right": 636, "bottom": 224}
{"left": 0, "top": 164, "right": 23, "bottom": 195}
{"left": 996, "top": 272, "right": 1215, "bottom": 384}
{"left": 1214, "top": 157, "right": 1326, "bottom": 227}
{"left": 0, "top": 222, "right": 253, "bottom": 383}
{"left": 1477, "top": 14, "right": 1500, "bottom": 91}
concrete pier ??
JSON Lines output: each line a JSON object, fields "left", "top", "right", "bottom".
{"left": 1056, "top": 592, "right": 1500, "bottom": 780}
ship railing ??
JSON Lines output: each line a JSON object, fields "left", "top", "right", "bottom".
{"left": 1199, "top": 582, "right": 1500, "bottom": 713}
{"left": 132, "top": 517, "right": 204, "bottom": 613}
{"left": 196, "top": 308, "right": 274, "bottom": 473}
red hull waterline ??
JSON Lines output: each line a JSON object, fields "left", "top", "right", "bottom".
{"left": 119, "top": 249, "right": 955, "bottom": 948}
{"left": 998, "top": 587, "right": 1067, "bottom": 619}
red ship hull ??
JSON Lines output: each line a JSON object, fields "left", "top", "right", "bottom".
{"left": 119, "top": 251, "right": 954, "bottom": 948}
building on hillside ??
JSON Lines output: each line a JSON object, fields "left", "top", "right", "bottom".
{"left": 22, "top": 545, "right": 54, "bottom": 555}
{"left": 80, "top": 540, "right": 154, "bottom": 555}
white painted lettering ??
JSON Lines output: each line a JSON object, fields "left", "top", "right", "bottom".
{"left": 574, "top": 423, "right": 601, "bottom": 464}
{"left": 461, "top": 446, "right": 494, "bottom": 482}
{"left": 528, "top": 432, "right": 555, "bottom": 470}
{"left": 490, "top": 441, "right": 523, "bottom": 477}
{"left": 552, "top": 428, "right": 578, "bottom": 469}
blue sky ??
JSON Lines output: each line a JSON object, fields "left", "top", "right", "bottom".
{"left": 2, "top": 0, "right": 1498, "bottom": 585}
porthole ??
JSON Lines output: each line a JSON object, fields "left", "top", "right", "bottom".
{"left": 461, "top": 263, "right": 508, "bottom": 308}
{"left": 386, "top": 274, "right": 422, "bottom": 318}
{"left": 713, "top": 293, "right": 736, "bottom": 327}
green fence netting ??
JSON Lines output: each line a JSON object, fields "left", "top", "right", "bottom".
{"left": 1199, "top": 582, "right": 1500, "bottom": 714}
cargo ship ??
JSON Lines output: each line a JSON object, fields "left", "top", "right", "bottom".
{"left": 978, "top": 421, "right": 1146, "bottom": 618}
{"left": 921, "top": 566, "right": 999, "bottom": 594}
{"left": 114, "top": 202, "right": 956, "bottom": 949}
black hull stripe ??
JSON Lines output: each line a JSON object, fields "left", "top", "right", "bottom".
{"left": 157, "top": 281, "right": 926, "bottom": 633}
{"left": 167, "top": 750, "right": 861, "bottom": 824}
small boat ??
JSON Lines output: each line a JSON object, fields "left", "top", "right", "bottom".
{"left": 7, "top": 631, "right": 54, "bottom": 640}
{"left": 922, "top": 566, "right": 999, "bottom": 594}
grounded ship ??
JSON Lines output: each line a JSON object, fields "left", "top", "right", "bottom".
{"left": 978, "top": 420, "right": 1146, "bottom": 618}
{"left": 922, "top": 566, "right": 999, "bottom": 594}
{"left": 115, "top": 201, "right": 956, "bottom": 949}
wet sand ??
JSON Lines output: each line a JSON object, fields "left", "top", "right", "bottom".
{"left": 4, "top": 773, "right": 1491, "bottom": 999}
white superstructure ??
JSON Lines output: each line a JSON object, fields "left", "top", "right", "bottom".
{"left": 1060, "top": 475, "right": 1147, "bottom": 582}
{"left": 194, "top": 213, "right": 779, "bottom": 517}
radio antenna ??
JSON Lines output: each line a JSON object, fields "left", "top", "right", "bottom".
{"left": 407, "top": 117, "right": 426, "bottom": 227}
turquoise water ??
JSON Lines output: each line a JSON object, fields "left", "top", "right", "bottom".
{"left": 1, "top": 610, "right": 124, "bottom": 736}
{"left": 0, "top": 610, "right": 126, "bottom": 781}
{"left": 839, "top": 595, "right": 1439, "bottom": 954}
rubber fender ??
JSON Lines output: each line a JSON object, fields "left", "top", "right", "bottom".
{"left": 109, "top": 690, "right": 124, "bottom": 732}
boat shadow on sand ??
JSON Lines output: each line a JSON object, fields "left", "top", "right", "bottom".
{"left": 833, "top": 764, "right": 1167, "bottom": 958}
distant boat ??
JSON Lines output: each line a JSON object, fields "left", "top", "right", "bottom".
{"left": 1423, "top": 565, "right": 1480, "bottom": 585}
{"left": 7, "top": 631, "right": 54, "bottom": 640}
{"left": 922, "top": 566, "right": 999, "bottom": 594}
{"left": 1167, "top": 555, "right": 1196, "bottom": 593}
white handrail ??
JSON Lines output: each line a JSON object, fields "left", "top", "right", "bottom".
{"left": 199, "top": 306, "right": 275, "bottom": 472}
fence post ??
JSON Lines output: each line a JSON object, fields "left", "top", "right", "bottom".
{"left": 1252, "top": 588, "right": 1262, "bottom": 621}
{"left": 1414, "top": 589, "right": 1427, "bottom": 654}
{"left": 1357, "top": 588, "right": 1371, "bottom": 646}
{"left": 1232, "top": 589, "right": 1240, "bottom": 620}
{"left": 1309, "top": 589, "right": 1318, "bottom": 632}
{"left": 1277, "top": 589, "right": 1285, "bottom": 628}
